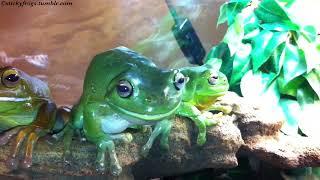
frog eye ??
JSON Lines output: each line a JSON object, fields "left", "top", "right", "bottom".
{"left": 173, "top": 71, "right": 187, "bottom": 90}
{"left": 2, "top": 68, "right": 20, "bottom": 88}
{"left": 117, "top": 80, "right": 133, "bottom": 98}
{"left": 208, "top": 74, "right": 218, "bottom": 85}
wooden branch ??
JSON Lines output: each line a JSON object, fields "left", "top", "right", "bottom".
{"left": 0, "top": 92, "right": 319, "bottom": 179}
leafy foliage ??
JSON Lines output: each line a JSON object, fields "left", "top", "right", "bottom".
{"left": 206, "top": 0, "right": 320, "bottom": 136}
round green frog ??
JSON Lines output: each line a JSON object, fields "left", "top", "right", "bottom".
{"left": 63, "top": 47, "right": 187, "bottom": 175}
{"left": 0, "top": 66, "right": 69, "bottom": 168}
{"left": 176, "top": 59, "right": 230, "bottom": 145}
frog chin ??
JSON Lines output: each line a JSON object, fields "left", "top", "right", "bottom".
{"left": 198, "top": 85, "right": 228, "bottom": 97}
{"left": 107, "top": 102, "right": 180, "bottom": 121}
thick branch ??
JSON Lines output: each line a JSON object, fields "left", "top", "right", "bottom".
{"left": 0, "top": 92, "right": 319, "bottom": 179}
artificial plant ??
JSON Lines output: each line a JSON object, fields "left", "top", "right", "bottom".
{"left": 206, "top": 0, "right": 320, "bottom": 136}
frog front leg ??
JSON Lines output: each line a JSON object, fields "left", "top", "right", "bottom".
{"left": 7, "top": 102, "right": 57, "bottom": 169}
{"left": 83, "top": 103, "right": 131, "bottom": 175}
{"left": 94, "top": 133, "right": 132, "bottom": 175}
{"left": 95, "top": 136, "right": 122, "bottom": 175}
{"left": 206, "top": 102, "right": 232, "bottom": 115}
{"left": 176, "top": 102, "right": 208, "bottom": 145}
{"left": 141, "top": 119, "right": 172, "bottom": 157}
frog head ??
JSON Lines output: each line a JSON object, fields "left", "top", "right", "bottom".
{"left": 181, "top": 59, "right": 229, "bottom": 107}
{"left": 0, "top": 67, "right": 50, "bottom": 102}
{"left": 0, "top": 66, "right": 50, "bottom": 130}
{"left": 83, "top": 47, "right": 188, "bottom": 121}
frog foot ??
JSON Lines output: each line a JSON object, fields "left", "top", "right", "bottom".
{"left": 95, "top": 157, "right": 122, "bottom": 176}
{"left": 7, "top": 126, "right": 47, "bottom": 169}
{"left": 202, "top": 112, "right": 223, "bottom": 127}
{"left": 95, "top": 161, "right": 106, "bottom": 173}
{"left": 141, "top": 125, "right": 152, "bottom": 133}
{"left": 209, "top": 104, "right": 233, "bottom": 115}
{"left": 0, "top": 127, "right": 22, "bottom": 145}
{"left": 110, "top": 163, "right": 122, "bottom": 176}
{"left": 123, "top": 133, "right": 133, "bottom": 143}
{"left": 223, "top": 105, "right": 233, "bottom": 114}
{"left": 63, "top": 149, "right": 73, "bottom": 165}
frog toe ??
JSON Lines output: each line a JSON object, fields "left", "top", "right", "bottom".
{"left": 0, "top": 127, "right": 22, "bottom": 146}
{"left": 223, "top": 106, "right": 233, "bottom": 114}
{"left": 95, "top": 162, "right": 106, "bottom": 173}
{"left": 21, "top": 158, "right": 32, "bottom": 169}
{"left": 124, "top": 133, "right": 133, "bottom": 143}
{"left": 63, "top": 150, "right": 73, "bottom": 165}
{"left": 110, "top": 164, "right": 122, "bottom": 176}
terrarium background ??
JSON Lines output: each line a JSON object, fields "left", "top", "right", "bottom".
{"left": 0, "top": 0, "right": 319, "bottom": 107}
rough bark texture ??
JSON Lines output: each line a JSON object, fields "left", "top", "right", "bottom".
{"left": 0, "top": 92, "right": 319, "bottom": 179}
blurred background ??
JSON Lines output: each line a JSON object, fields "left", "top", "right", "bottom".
{"left": 0, "top": 0, "right": 227, "bottom": 106}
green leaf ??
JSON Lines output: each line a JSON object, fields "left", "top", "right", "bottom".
{"left": 230, "top": 43, "right": 252, "bottom": 86}
{"left": 243, "top": 13, "right": 260, "bottom": 34}
{"left": 279, "top": 98, "right": 300, "bottom": 135}
{"left": 205, "top": 43, "right": 233, "bottom": 80}
{"left": 282, "top": 43, "right": 307, "bottom": 85}
{"left": 304, "top": 67, "right": 320, "bottom": 98}
{"left": 297, "top": 82, "right": 317, "bottom": 107}
{"left": 217, "top": 0, "right": 251, "bottom": 26}
{"left": 277, "top": 74, "right": 304, "bottom": 97}
{"left": 220, "top": 56, "right": 234, "bottom": 81}
{"left": 251, "top": 30, "right": 288, "bottom": 71}
{"left": 301, "top": 25, "right": 317, "bottom": 42}
{"left": 217, "top": 2, "right": 228, "bottom": 25}
{"left": 277, "top": 0, "right": 296, "bottom": 8}
{"left": 240, "top": 70, "right": 280, "bottom": 106}
{"left": 269, "top": 43, "right": 286, "bottom": 75}
{"left": 297, "top": 36, "right": 320, "bottom": 72}
{"left": 205, "top": 58, "right": 222, "bottom": 70}
{"left": 243, "top": 28, "right": 260, "bottom": 40}
{"left": 260, "top": 22, "right": 299, "bottom": 31}
{"left": 223, "top": 13, "right": 245, "bottom": 56}
{"left": 205, "top": 43, "right": 230, "bottom": 62}
{"left": 254, "top": 0, "right": 291, "bottom": 23}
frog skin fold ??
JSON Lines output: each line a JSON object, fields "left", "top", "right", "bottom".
{"left": 63, "top": 47, "right": 187, "bottom": 176}
{"left": 176, "top": 59, "right": 230, "bottom": 145}
{"left": 0, "top": 66, "right": 70, "bottom": 169}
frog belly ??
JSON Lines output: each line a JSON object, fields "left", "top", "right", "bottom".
{"left": 101, "top": 115, "right": 131, "bottom": 134}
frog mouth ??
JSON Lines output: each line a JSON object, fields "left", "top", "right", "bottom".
{"left": 0, "top": 97, "right": 32, "bottom": 102}
{"left": 199, "top": 84, "right": 228, "bottom": 97}
{"left": 107, "top": 101, "right": 180, "bottom": 121}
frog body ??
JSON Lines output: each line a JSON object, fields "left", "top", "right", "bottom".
{"left": 176, "top": 59, "right": 230, "bottom": 145}
{"left": 64, "top": 47, "right": 187, "bottom": 175}
{"left": 0, "top": 66, "right": 70, "bottom": 168}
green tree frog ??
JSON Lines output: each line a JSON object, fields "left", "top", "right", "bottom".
{"left": 176, "top": 59, "right": 230, "bottom": 145}
{"left": 63, "top": 47, "right": 187, "bottom": 175}
{"left": 0, "top": 66, "right": 69, "bottom": 169}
